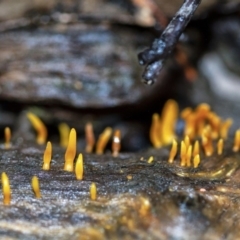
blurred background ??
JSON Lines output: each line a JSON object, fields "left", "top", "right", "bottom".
{"left": 0, "top": 0, "right": 240, "bottom": 151}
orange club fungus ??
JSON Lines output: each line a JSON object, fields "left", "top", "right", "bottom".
{"left": 90, "top": 182, "right": 97, "bottom": 201}
{"left": 42, "top": 141, "right": 52, "bottom": 170}
{"left": 4, "top": 127, "right": 11, "bottom": 149}
{"left": 85, "top": 122, "right": 95, "bottom": 153}
{"left": 75, "top": 153, "right": 84, "bottom": 180}
{"left": 27, "top": 112, "right": 48, "bottom": 144}
{"left": 112, "top": 129, "right": 121, "bottom": 157}
{"left": 1, "top": 172, "right": 11, "bottom": 205}
{"left": 168, "top": 139, "right": 177, "bottom": 163}
{"left": 32, "top": 176, "right": 41, "bottom": 199}
{"left": 64, "top": 128, "right": 77, "bottom": 172}
{"left": 96, "top": 127, "right": 112, "bottom": 154}
{"left": 150, "top": 99, "right": 178, "bottom": 148}
{"left": 233, "top": 129, "right": 240, "bottom": 152}
{"left": 217, "top": 138, "right": 224, "bottom": 155}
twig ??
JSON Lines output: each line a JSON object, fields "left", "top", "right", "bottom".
{"left": 138, "top": 0, "right": 201, "bottom": 85}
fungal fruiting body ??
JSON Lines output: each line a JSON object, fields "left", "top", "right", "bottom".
{"left": 217, "top": 139, "right": 224, "bottom": 155}
{"left": 180, "top": 141, "right": 187, "bottom": 166}
{"left": 90, "top": 182, "right": 97, "bottom": 200}
{"left": 58, "top": 123, "right": 70, "bottom": 148}
{"left": 112, "top": 130, "right": 121, "bottom": 157}
{"left": 233, "top": 130, "right": 240, "bottom": 152}
{"left": 150, "top": 100, "right": 178, "bottom": 147}
{"left": 1, "top": 172, "right": 11, "bottom": 205}
{"left": 96, "top": 127, "right": 112, "bottom": 154}
{"left": 148, "top": 156, "right": 154, "bottom": 164}
{"left": 64, "top": 128, "right": 77, "bottom": 172}
{"left": 32, "top": 176, "right": 41, "bottom": 198}
{"left": 85, "top": 122, "right": 95, "bottom": 153}
{"left": 193, "top": 154, "right": 200, "bottom": 168}
{"left": 150, "top": 113, "right": 161, "bottom": 148}
{"left": 4, "top": 127, "right": 11, "bottom": 149}
{"left": 42, "top": 141, "right": 52, "bottom": 170}
{"left": 168, "top": 139, "right": 177, "bottom": 163}
{"left": 27, "top": 112, "right": 47, "bottom": 144}
{"left": 75, "top": 153, "right": 83, "bottom": 180}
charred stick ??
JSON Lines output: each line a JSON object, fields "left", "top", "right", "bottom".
{"left": 138, "top": 0, "right": 201, "bottom": 84}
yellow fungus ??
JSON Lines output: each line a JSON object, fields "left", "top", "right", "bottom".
{"left": 85, "top": 122, "right": 95, "bottom": 153}
{"left": 58, "top": 123, "right": 70, "bottom": 148}
{"left": 161, "top": 99, "right": 178, "bottom": 145}
{"left": 233, "top": 130, "right": 240, "bottom": 152}
{"left": 217, "top": 138, "right": 224, "bottom": 155}
{"left": 64, "top": 128, "right": 77, "bottom": 171}
{"left": 180, "top": 141, "right": 187, "bottom": 166}
{"left": 112, "top": 129, "right": 121, "bottom": 157}
{"left": 149, "top": 113, "right": 161, "bottom": 148}
{"left": 75, "top": 153, "right": 83, "bottom": 180}
{"left": 27, "top": 112, "right": 47, "bottom": 144}
{"left": 193, "top": 154, "right": 200, "bottom": 168}
{"left": 184, "top": 135, "right": 190, "bottom": 149}
{"left": 168, "top": 139, "right": 178, "bottom": 163}
{"left": 148, "top": 156, "right": 154, "bottom": 164}
{"left": 42, "top": 141, "right": 52, "bottom": 170}
{"left": 127, "top": 175, "right": 133, "bottom": 180}
{"left": 1, "top": 172, "right": 11, "bottom": 205}
{"left": 32, "top": 176, "right": 41, "bottom": 198}
{"left": 90, "top": 182, "right": 97, "bottom": 200}
{"left": 4, "top": 127, "right": 11, "bottom": 149}
{"left": 186, "top": 145, "right": 192, "bottom": 167}
{"left": 193, "top": 140, "right": 200, "bottom": 157}
{"left": 96, "top": 127, "right": 112, "bottom": 154}
{"left": 201, "top": 127, "right": 214, "bottom": 156}
{"left": 220, "top": 119, "right": 233, "bottom": 139}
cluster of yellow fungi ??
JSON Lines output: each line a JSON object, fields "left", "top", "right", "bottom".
{"left": 150, "top": 100, "right": 239, "bottom": 168}
{"left": 1, "top": 99, "right": 239, "bottom": 205}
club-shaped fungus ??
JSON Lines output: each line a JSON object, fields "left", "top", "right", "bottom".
{"left": 64, "top": 128, "right": 77, "bottom": 172}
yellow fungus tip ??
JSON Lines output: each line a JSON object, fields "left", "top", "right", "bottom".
{"left": 75, "top": 153, "right": 83, "bottom": 180}
{"left": 217, "top": 138, "right": 224, "bottom": 155}
{"left": 27, "top": 112, "right": 47, "bottom": 144}
{"left": 148, "top": 156, "right": 154, "bottom": 164}
{"left": 64, "top": 128, "right": 77, "bottom": 172}
{"left": 112, "top": 129, "right": 121, "bottom": 157}
{"left": 90, "top": 182, "right": 97, "bottom": 200}
{"left": 32, "top": 176, "right": 41, "bottom": 198}
{"left": 193, "top": 154, "right": 200, "bottom": 168}
{"left": 1, "top": 172, "right": 11, "bottom": 205}
{"left": 42, "top": 141, "right": 52, "bottom": 170}
{"left": 58, "top": 123, "right": 70, "bottom": 148}
{"left": 96, "top": 127, "right": 112, "bottom": 154}
{"left": 4, "top": 127, "right": 11, "bottom": 149}
{"left": 168, "top": 139, "right": 178, "bottom": 163}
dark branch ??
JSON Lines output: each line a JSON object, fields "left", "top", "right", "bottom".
{"left": 138, "top": 0, "right": 202, "bottom": 85}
